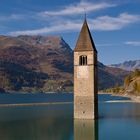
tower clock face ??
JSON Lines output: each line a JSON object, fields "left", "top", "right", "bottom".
{"left": 77, "top": 66, "right": 89, "bottom": 78}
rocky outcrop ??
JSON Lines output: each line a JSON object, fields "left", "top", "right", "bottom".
{"left": 124, "top": 69, "right": 140, "bottom": 95}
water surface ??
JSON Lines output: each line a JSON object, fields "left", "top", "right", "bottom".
{"left": 0, "top": 93, "right": 140, "bottom": 140}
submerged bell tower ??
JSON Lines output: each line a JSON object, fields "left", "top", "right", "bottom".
{"left": 74, "top": 18, "right": 98, "bottom": 119}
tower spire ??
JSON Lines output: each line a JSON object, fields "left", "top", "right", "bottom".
{"left": 84, "top": 8, "right": 87, "bottom": 21}
{"left": 74, "top": 17, "right": 97, "bottom": 52}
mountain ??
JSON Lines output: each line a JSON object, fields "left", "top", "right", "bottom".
{"left": 110, "top": 60, "right": 140, "bottom": 71}
{"left": 0, "top": 35, "right": 73, "bottom": 92}
{"left": 0, "top": 35, "right": 130, "bottom": 93}
{"left": 99, "top": 64, "right": 130, "bottom": 90}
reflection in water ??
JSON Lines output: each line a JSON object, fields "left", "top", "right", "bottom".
{"left": 0, "top": 118, "right": 72, "bottom": 140}
{"left": 1, "top": 94, "right": 140, "bottom": 140}
{"left": 74, "top": 119, "right": 98, "bottom": 140}
{"left": 0, "top": 105, "right": 73, "bottom": 140}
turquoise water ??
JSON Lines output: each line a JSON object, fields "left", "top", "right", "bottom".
{"left": 0, "top": 94, "right": 140, "bottom": 140}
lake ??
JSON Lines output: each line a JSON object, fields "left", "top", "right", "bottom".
{"left": 0, "top": 93, "right": 140, "bottom": 140}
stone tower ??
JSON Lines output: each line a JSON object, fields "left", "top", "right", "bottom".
{"left": 74, "top": 19, "right": 98, "bottom": 119}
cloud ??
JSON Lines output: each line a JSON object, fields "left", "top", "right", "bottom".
{"left": 125, "top": 41, "right": 140, "bottom": 46}
{"left": 0, "top": 14, "right": 25, "bottom": 21}
{"left": 9, "top": 13, "right": 140, "bottom": 35}
{"left": 92, "top": 13, "right": 140, "bottom": 31}
{"left": 40, "top": 1, "right": 116, "bottom": 16}
{"left": 9, "top": 21, "right": 82, "bottom": 35}
{"left": 0, "top": 1, "right": 116, "bottom": 22}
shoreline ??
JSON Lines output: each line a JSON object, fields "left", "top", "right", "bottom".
{"left": 99, "top": 92, "right": 140, "bottom": 103}
{"left": 1, "top": 99, "right": 140, "bottom": 107}
{"left": 0, "top": 102, "right": 72, "bottom": 107}
{"left": 0, "top": 93, "right": 140, "bottom": 107}
{"left": 105, "top": 100, "right": 140, "bottom": 103}
{"left": 104, "top": 92, "right": 140, "bottom": 103}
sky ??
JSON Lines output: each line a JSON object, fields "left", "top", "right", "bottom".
{"left": 0, "top": 0, "right": 140, "bottom": 65}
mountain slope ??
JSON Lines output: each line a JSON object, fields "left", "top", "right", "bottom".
{"left": 0, "top": 35, "right": 130, "bottom": 93}
{"left": 98, "top": 62, "right": 130, "bottom": 89}
{"left": 111, "top": 60, "right": 140, "bottom": 71}
{"left": 124, "top": 69, "right": 140, "bottom": 95}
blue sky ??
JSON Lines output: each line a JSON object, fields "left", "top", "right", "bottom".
{"left": 0, "top": 0, "right": 140, "bottom": 65}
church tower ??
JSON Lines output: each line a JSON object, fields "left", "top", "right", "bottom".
{"left": 74, "top": 19, "right": 98, "bottom": 119}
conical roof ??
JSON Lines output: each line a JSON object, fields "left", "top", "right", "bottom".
{"left": 74, "top": 19, "right": 97, "bottom": 52}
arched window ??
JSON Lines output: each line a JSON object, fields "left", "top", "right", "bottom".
{"left": 79, "top": 55, "right": 87, "bottom": 65}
